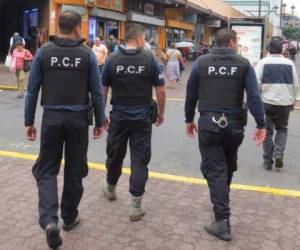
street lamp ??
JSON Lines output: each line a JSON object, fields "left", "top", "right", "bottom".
{"left": 280, "top": 2, "right": 287, "bottom": 28}
{"left": 291, "top": 5, "right": 295, "bottom": 17}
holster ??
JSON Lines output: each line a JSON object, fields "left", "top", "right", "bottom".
{"left": 150, "top": 99, "right": 158, "bottom": 124}
{"left": 241, "top": 103, "right": 248, "bottom": 126}
{"left": 88, "top": 98, "right": 94, "bottom": 126}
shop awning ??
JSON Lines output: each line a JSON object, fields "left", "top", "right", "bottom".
{"left": 186, "top": 0, "right": 246, "bottom": 20}
{"left": 90, "top": 8, "right": 127, "bottom": 21}
{"left": 126, "top": 11, "right": 165, "bottom": 26}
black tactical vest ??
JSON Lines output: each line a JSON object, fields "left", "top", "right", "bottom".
{"left": 40, "top": 37, "right": 90, "bottom": 106}
{"left": 108, "top": 48, "right": 153, "bottom": 105}
{"left": 197, "top": 48, "right": 249, "bottom": 110}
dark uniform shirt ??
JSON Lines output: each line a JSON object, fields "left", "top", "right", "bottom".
{"left": 101, "top": 48, "right": 165, "bottom": 121}
{"left": 185, "top": 48, "right": 266, "bottom": 128}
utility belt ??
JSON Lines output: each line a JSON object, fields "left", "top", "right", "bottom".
{"left": 200, "top": 108, "right": 247, "bottom": 128}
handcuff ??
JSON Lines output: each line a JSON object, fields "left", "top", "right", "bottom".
{"left": 212, "top": 113, "right": 228, "bottom": 128}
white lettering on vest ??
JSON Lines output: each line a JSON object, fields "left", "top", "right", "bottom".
{"left": 208, "top": 66, "right": 215, "bottom": 75}
{"left": 127, "top": 66, "right": 135, "bottom": 73}
{"left": 231, "top": 67, "right": 237, "bottom": 75}
{"left": 62, "top": 57, "right": 70, "bottom": 67}
{"left": 138, "top": 66, "right": 145, "bottom": 73}
{"left": 117, "top": 65, "right": 124, "bottom": 73}
{"left": 51, "top": 57, "right": 58, "bottom": 66}
{"left": 219, "top": 67, "right": 227, "bottom": 75}
{"left": 75, "top": 58, "right": 82, "bottom": 67}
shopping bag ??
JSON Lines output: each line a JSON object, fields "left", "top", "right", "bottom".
{"left": 5, "top": 54, "right": 11, "bottom": 67}
{"left": 9, "top": 57, "right": 16, "bottom": 74}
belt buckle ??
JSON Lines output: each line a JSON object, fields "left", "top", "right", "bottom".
{"left": 212, "top": 113, "right": 228, "bottom": 128}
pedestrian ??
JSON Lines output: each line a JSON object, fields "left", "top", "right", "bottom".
{"left": 9, "top": 32, "right": 25, "bottom": 55}
{"left": 165, "top": 43, "right": 184, "bottom": 88}
{"left": 92, "top": 36, "right": 108, "bottom": 73}
{"left": 113, "top": 38, "right": 125, "bottom": 52}
{"left": 152, "top": 47, "right": 166, "bottom": 73}
{"left": 11, "top": 41, "right": 33, "bottom": 98}
{"left": 184, "top": 28, "right": 266, "bottom": 241}
{"left": 24, "top": 10, "right": 105, "bottom": 249}
{"left": 101, "top": 23, "right": 166, "bottom": 222}
{"left": 255, "top": 40, "right": 300, "bottom": 170}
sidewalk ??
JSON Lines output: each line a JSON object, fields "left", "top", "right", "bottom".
{"left": 0, "top": 155, "right": 300, "bottom": 250}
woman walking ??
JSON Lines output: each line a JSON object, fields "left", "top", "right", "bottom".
{"left": 12, "top": 41, "right": 33, "bottom": 98}
{"left": 165, "top": 43, "right": 184, "bottom": 88}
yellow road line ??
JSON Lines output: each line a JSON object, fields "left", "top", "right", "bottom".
{"left": 1, "top": 150, "right": 300, "bottom": 197}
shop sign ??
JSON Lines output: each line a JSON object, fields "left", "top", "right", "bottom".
{"left": 96, "top": 0, "right": 122, "bottom": 11}
{"left": 126, "top": 11, "right": 165, "bottom": 26}
{"left": 61, "top": 5, "right": 86, "bottom": 15}
{"left": 205, "top": 19, "right": 221, "bottom": 28}
{"left": 144, "top": 3, "right": 154, "bottom": 16}
{"left": 90, "top": 7, "right": 126, "bottom": 21}
{"left": 231, "top": 25, "right": 263, "bottom": 66}
{"left": 183, "top": 14, "right": 197, "bottom": 24}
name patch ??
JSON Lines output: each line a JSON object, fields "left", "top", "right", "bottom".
{"left": 115, "top": 64, "right": 148, "bottom": 77}
{"left": 47, "top": 55, "right": 86, "bottom": 70}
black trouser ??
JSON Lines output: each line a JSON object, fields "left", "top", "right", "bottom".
{"left": 198, "top": 114, "right": 244, "bottom": 221}
{"left": 32, "top": 110, "right": 89, "bottom": 229}
{"left": 106, "top": 119, "right": 152, "bottom": 197}
{"left": 263, "top": 103, "right": 291, "bottom": 166}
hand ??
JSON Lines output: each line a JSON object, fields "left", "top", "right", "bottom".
{"left": 155, "top": 113, "right": 164, "bottom": 127}
{"left": 26, "top": 126, "right": 37, "bottom": 141}
{"left": 103, "top": 117, "right": 110, "bottom": 131}
{"left": 253, "top": 128, "right": 266, "bottom": 146}
{"left": 93, "top": 126, "right": 104, "bottom": 139}
{"left": 186, "top": 122, "right": 198, "bottom": 139}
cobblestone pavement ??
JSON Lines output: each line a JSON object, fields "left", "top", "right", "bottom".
{"left": 1, "top": 156, "right": 300, "bottom": 250}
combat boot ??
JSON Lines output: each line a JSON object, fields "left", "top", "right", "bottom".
{"left": 204, "top": 219, "right": 232, "bottom": 241}
{"left": 102, "top": 183, "right": 117, "bottom": 201}
{"left": 129, "top": 195, "right": 145, "bottom": 221}
{"left": 45, "top": 223, "right": 63, "bottom": 249}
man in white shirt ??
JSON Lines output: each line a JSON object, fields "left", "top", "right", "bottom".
{"left": 92, "top": 37, "right": 108, "bottom": 73}
{"left": 255, "top": 40, "right": 300, "bottom": 170}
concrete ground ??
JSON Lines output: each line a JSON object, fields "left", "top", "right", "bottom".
{"left": 0, "top": 155, "right": 300, "bottom": 250}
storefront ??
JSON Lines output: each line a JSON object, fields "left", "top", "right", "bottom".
{"left": 165, "top": 8, "right": 195, "bottom": 47}
{"left": 124, "top": 1, "right": 165, "bottom": 48}
{"left": 49, "top": 0, "right": 125, "bottom": 42}
{"left": 89, "top": 7, "right": 126, "bottom": 42}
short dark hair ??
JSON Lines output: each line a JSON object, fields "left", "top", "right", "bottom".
{"left": 59, "top": 10, "right": 82, "bottom": 34}
{"left": 269, "top": 40, "right": 283, "bottom": 54}
{"left": 124, "top": 23, "right": 145, "bottom": 42}
{"left": 15, "top": 41, "right": 24, "bottom": 47}
{"left": 216, "top": 28, "right": 237, "bottom": 47}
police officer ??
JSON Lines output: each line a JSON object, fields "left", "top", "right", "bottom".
{"left": 25, "top": 11, "right": 105, "bottom": 249}
{"left": 101, "top": 23, "right": 166, "bottom": 221}
{"left": 184, "top": 28, "right": 266, "bottom": 241}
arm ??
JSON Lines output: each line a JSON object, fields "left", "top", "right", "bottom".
{"left": 184, "top": 63, "right": 199, "bottom": 138}
{"left": 254, "top": 60, "right": 263, "bottom": 89}
{"left": 24, "top": 49, "right": 42, "bottom": 140}
{"left": 101, "top": 60, "right": 112, "bottom": 128}
{"left": 25, "top": 50, "right": 33, "bottom": 60}
{"left": 244, "top": 65, "right": 266, "bottom": 145}
{"left": 152, "top": 58, "right": 166, "bottom": 126}
{"left": 292, "top": 64, "right": 300, "bottom": 102}
{"left": 88, "top": 52, "right": 105, "bottom": 137}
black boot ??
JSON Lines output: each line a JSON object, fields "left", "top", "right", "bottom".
{"left": 45, "top": 223, "right": 63, "bottom": 249}
{"left": 204, "top": 219, "right": 232, "bottom": 241}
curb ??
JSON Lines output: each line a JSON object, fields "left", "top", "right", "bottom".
{"left": 0, "top": 85, "right": 19, "bottom": 91}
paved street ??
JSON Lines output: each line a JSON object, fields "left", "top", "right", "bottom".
{"left": 0, "top": 55, "right": 300, "bottom": 249}
{"left": 1, "top": 156, "right": 300, "bottom": 250}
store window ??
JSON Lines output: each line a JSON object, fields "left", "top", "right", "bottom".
{"left": 125, "top": 0, "right": 143, "bottom": 12}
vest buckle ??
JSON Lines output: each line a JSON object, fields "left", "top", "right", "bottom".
{"left": 212, "top": 113, "right": 228, "bottom": 128}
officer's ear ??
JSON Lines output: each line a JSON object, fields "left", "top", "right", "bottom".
{"left": 74, "top": 25, "right": 82, "bottom": 39}
{"left": 229, "top": 38, "right": 237, "bottom": 50}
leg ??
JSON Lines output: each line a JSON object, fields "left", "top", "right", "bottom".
{"left": 61, "top": 126, "right": 89, "bottom": 225}
{"left": 263, "top": 106, "right": 275, "bottom": 167}
{"left": 129, "top": 121, "right": 152, "bottom": 197}
{"left": 32, "top": 122, "right": 64, "bottom": 229}
{"left": 106, "top": 120, "right": 129, "bottom": 185}
{"left": 273, "top": 107, "right": 290, "bottom": 160}
{"left": 198, "top": 130, "right": 230, "bottom": 221}
{"left": 224, "top": 128, "right": 244, "bottom": 188}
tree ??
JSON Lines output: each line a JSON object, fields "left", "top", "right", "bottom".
{"left": 283, "top": 27, "right": 300, "bottom": 41}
